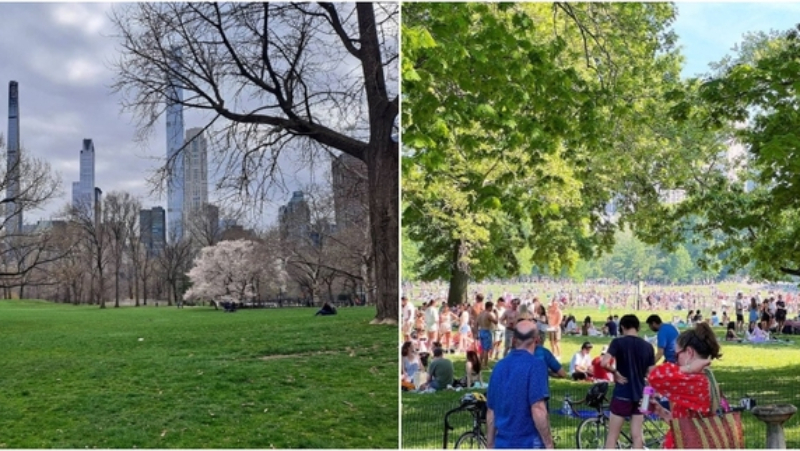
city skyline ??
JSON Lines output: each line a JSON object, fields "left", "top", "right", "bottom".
{"left": 0, "top": 3, "right": 330, "bottom": 230}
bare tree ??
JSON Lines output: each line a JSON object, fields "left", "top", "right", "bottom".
{"left": 67, "top": 200, "right": 111, "bottom": 308}
{"left": 48, "top": 222, "right": 87, "bottom": 304}
{"left": 110, "top": 2, "right": 398, "bottom": 323}
{"left": 104, "top": 192, "right": 141, "bottom": 308}
{"left": 158, "top": 232, "right": 194, "bottom": 305}
{"left": 0, "top": 137, "right": 64, "bottom": 298}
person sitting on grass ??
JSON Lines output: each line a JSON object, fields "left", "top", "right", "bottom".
{"left": 315, "top": 301, "right": 337, "bottom": 316}
{"left": 569, "top": 341, "right": 594, "bottom": 380}
{"left": 564, "top": 315, "right": 579, "bottom": 335}
{"left": 746, "top": 322, "right": 770, "bottom": 343}
{"left": 725, "top": 321, "right": 741, "bottom": 342}
{"left": 420, "top": 346, "right": 454, "bottom": 391}
{"left": 401, "top": 341, "right": 421, "bottom": 390}
{"left": 591, "top": 346, "right": 615, "bottom": 382}
{"left": 465, "top": 350, "right": 484, "bottom": 388}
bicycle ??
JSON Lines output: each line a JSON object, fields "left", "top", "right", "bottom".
{"left": 565, "top": 382, "right": 667, "bottom": 449}
{"left": 443, "top": 393, "right": 487, "bottom": 449}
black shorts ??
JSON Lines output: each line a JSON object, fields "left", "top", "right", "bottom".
{"left": 610, "top": 398, "right": 642, "bottom": 417}
{"left": 761, "top": 312, "right": 771, "bottom": 323}
{"left": 776, "top": 310, "right": 787, "bottom": 321}
{"left": 736, "top": 313, "right": 744, "bottom": 322}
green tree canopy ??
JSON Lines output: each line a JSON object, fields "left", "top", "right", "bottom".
{"left": 639, "top": 26, "right": 800, "bottom": 282}
{"left": 402, "top": 3, "right": 706, "bottom": 303}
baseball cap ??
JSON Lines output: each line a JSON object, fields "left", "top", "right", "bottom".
{"left": 582, "top": 341, "right": 593, "bottom": 350}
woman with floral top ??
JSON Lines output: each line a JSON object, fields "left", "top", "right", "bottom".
{"left": 646, "top": 322, "right": 722, "bottom": 449}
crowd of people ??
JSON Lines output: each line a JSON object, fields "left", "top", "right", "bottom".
{"left": 401, "top": 284, "right": 779, "bottom": 449}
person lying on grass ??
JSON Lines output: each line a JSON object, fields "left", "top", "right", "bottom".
{"left": 315, "top": 301, "right": 337, "bottom": 316}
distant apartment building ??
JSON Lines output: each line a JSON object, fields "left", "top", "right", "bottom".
{"left": 279, "top": 191, "right": 311, "bottom": 241}
{"left": 331, "top": 153, "right": 368, "bottom": 230}
{"left": 71, "top": 139, "right": 96, "bottom": 216}
{"left": 140, "top": 206, "right": 166, "bottom": 255}
{"left": 183, "top": 127, "right": 208, "bottom": 214}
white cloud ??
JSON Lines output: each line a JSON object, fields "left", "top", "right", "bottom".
{"left": 50, "top": 3, "right": 112, "bottom": 36}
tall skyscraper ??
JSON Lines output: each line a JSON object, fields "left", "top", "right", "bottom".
{"left": 331, "top": 153, "right": 368, "bottom": 230}
{"left": 6, "top": 81, "right": 21, "bottom": 233}
{"left": 278, "top": 191, "right": 311, "bottom": 241}
{"left": 140, "top": 206, "right": 166, "bottom": 255}
{"left": 71, "top": 139, "right": 96, "bottom": 215}
{"left": 166, "top": 47, "right": 185, "bottom": 242}
{"left": 183, "top": 127, "right": 208, "bottom": 214}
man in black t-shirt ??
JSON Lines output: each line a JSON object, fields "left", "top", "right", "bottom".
{"left": 600, "top": 314, "right": 655, "bottom": 450}
{"left": 604, "top": 316, "right": 618, "bottom": 337}
{"left": 776, "top": 294, "right": 788, "bottom": 334}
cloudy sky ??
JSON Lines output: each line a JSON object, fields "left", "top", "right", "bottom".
{"left": 0, "top": 3, "right": 336, "bottom": 227}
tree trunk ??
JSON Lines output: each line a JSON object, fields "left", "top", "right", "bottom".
{"left": 134, "top": 265, "right": 140, "bottom": 307}
{"left": 114, "top": 268, "right": 120, "bottom": 308}
{"left": 448, "top": 240, "right": 469, "bottom": 307}
{"left": 365, "top": 127, "right": 398, "bottom": 324}
{"left": 142, "top": 278, "right": 148, "bottom": 306}
{"left": 98, "top": 269, "right": 106, "bottom": 309}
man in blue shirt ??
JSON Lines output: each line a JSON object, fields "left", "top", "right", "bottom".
{"left": 533, "top": 341, "right": 567, "bottom": 379}
{"left": 487, "top": 320, "right": 554, "bottom": 449}
{"left": 646, "top": 314, "right": 679, "bottom": 363}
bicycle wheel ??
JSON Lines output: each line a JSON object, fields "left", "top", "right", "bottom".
{"left": 454, "top": 431, "right": 486, "bottom": 449}
{"left": 642, "top": 418, "right": 666, "bottom": 449}
{"left": 576, "top": 417, "right": 609, "bottom": 449}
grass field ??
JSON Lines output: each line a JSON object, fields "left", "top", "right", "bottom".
{"left": 402, "top": 308, "right": 800, "bottom": 449}
{"left": 0, "top": 300, "right": 398, "bottom": 448}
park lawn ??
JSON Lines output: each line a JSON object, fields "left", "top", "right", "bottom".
{"left": 0, "top": 300, "right": 398, "bottom": 449}
{"left": 402, "top": 310, "right": 800, "bottom": 449}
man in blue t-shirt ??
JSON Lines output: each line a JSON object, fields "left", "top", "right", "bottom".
{"left": 533, "top": 336, "right": 567, "bottom": 379}
{"left": 646, "top": 314, "right": 679, "bottom": 363}
{"left": 487, "top": 320, "right": 554, "bottom": 449}
{"left": 600, "top": 314, "right": 655, "bottom": 450}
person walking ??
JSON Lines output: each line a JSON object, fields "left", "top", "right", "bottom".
{"left": 600, "top": 314, "right": 655, "bottom": 449}
{"left": 486, "top": 320, "right": 554, "bottom": 449}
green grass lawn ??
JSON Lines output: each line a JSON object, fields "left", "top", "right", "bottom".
{"left": 402, "top": 309, "right": 800, "bottom": 449}
{"left": 0, "top": 300, "right": 398, "bottom": 448}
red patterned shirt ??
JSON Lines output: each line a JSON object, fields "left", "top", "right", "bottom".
{"left": 647, "top": 363, "right": 712, "bottom": 449}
